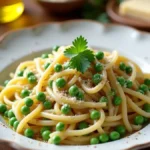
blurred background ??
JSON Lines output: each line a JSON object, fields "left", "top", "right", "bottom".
{"left": 0, "top": 0, "right": 150, "bottom": 36}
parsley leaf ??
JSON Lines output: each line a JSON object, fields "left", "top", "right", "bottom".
{"left": 80, "top": 50, "right": 95, "bottom": 63}
{"left": 64, "top": 36, "right": 95, "bottom": 73}
{"left": 72, "top": 36, "right": 88, "bottom": 52}
{"left": 64, "top": 36, "right": 88, "bottom": 58}
{"left": 64, "top": 46, "right": 78, "bottom": 58}
{"left": 69, "top": 54, "right": 90, "bottom": 73}
{"left": 69, "top": 50, "right": 94, "bottom": 73}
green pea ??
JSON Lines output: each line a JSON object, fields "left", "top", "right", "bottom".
{"left": 92, "top": 74, "right": 102, "bottom": 85}
{"left": 76, "top": 90, "right": 84, "bottom": 100}
{"left": 61, "top": 104, "right": 71, "bottom": 115}
{"left": 21, "top": 89, "right": 30, "bottom": 98}
{"left": 42, "top": 130, "right": 51, "bottom": 141}
{"left": 110, "top": 131, "right": 120, "bottom": 141}
{"left": 36, "top": 92, "right": 46, "bottom": 102}
{"left": 40, "top": 126, "right": 50, "bottom": 135}
{"left": 144, "top": 79, "right": 150, "bottom": 86}
{"left": 125, "top": 66, "right": 132, "bottom": 74}
{"left": 139, "top": 84, "right": 149, "bottom": 92}
{"left": 28, "top": 75, "right": 37, "bottom": 84}
{"left": 69, "top": 85, "right": 79, "bottom": 97}
{"left": 44, "top": 63, "right": 51, "bottom": 70}
{"left": 54, "top": 64, "right": 62, "bottom": 72}
{"left": 90, "top": 137, "right": 99, "bottom": 145}
{"left": 95, "top": 63, "right": 103, "bottom": 72}
{"left": 90, "top": 110, "right": 100, "bottom": 120}
{"left": 8, "top": 110, "right": 15, "bottom": 118}
{"left": 0, "top": 103, "right": 7, "bottom": 113}
{"left": 137, "top": 89, "right": 144, "bottom": 94}
{"left": 41, "top": 54, "right": 48, "bottom": 59}
{"left": 126, "top": 80, "right": 132, "bottom": 88}
{"left": 17, "top": 70, "right": 24, "bottom": 77}
{"left": 53, "top": 46, "right": 60, "bottom": 52}
{"left": 9, "top": 117, "right": 17, "bottom": 126}
{"left": 56, "top": 78, "right": 66, "bottom": 88}
{"left": 25, "top": 98, "right": 33, "bottom": 107}
{"left": 119, "top": 62, "right": 126, "bottom": 71}
{"left": 99, "top": 96, "right": 108, "bottom": 103}
{"left": 113, "top": 96, "right": 122, "bottom": 106}
{"left": 43, "top": 101, "right": 52, "bottom": 109}
{"left": 21, "top": 106, "right": 30, "bottom": 115}
{"left": 95, "top": 51, "right": 104, "bottom": 60}
{"left": 24, "top": 128, "right": 34, "bottom": 138}
{"left": 78, "top": 122, "right": 88, "bottom": 130}
{"left": 56, "top": 122, "right": 65, "bottom": 131}
{"left": 52, "top": 135, "right": 61, "bottom": 145}
{"left": 143, "top": 103, "right": 150, "bottom": 113}
{"left": 99, "top": 133, "right": 109, "bottom": 143}
{"left": 134, "top": 115, "right": 144, "bottom": 125}
{"left": 4, "top": 110, "right": 8, "bottom": 117}
{"left": 13, "top": 121, "right": 19, "bottom": 130}
{"left": 117, "top": 77, "right": 125, "bottom": 86}
{"left": 48, "top": 80, "right": 53, "bottom": 88}
{"left": 115, "top": 125, "right": 126, "bottom": 136}
{"left": 27, "top": 72, "right": 34, "bottom": 78}
{"left": 4, "top": 80, "right": 9, "bottom": 86}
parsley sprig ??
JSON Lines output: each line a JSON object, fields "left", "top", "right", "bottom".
{"left": 64, "top": 36, "right": 94, "bottom": 73}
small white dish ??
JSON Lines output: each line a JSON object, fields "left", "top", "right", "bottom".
{"left": 0, "top": 20, "right": 150, "bottom": 150}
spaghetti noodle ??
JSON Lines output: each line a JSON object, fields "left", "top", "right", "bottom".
{"left": 0, "top": 36, "right": 150, "bottom": 145}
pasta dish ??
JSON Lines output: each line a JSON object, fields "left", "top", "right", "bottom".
{"left": 0, "top": 36, "right": 150, "bottom": 145}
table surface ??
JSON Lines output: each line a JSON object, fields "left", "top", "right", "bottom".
{"left": 0, "top": 0, "right": 80, "bottom": 35}
{"left": 0, "top": 0, "right": 150, "bottom": 150}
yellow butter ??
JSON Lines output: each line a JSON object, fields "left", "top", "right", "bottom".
{"left": 119, "top": 0, "right": 150, "bottom": 22}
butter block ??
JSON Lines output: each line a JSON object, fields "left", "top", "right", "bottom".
{"left": 119, "top": 0, "right": 150, "bottom": 22}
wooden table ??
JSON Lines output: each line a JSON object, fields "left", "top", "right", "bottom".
{"left": 0, "top": 0, "right": 80, "bottom": 35}
{"left": 0, "top": 0, "right": 150, "bottom": 150}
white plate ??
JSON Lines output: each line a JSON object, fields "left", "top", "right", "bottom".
{"left": 0, "top": 20, "right": 150, "bottom": 150}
